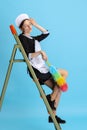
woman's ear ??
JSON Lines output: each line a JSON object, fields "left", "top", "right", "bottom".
{"left": 20, "top": 26, "right": 24, "bottom": 32}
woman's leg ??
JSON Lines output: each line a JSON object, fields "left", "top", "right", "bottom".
{"left": 44, "top": 69, "right": 68, "bottom": 113}
{"left": 44, "top": 79, "right": 66, "bottom": 123}
{"left": 54, "top": 69, "right": 68, "bottom": 108}
{"left": 44, "top": 78, "right": 60, "bottom": 115}
{"left": 54, "top": 87, "right": 61, "bottom": 110}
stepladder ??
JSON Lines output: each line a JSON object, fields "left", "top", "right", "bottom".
{"left": 0, "top": 25, "right": 62, "bottom": 130}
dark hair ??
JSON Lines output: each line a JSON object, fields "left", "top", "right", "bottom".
{"left": 19, "top": 19, "right": 29, "bottom": 28}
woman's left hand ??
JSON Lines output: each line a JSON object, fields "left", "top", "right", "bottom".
{"left": 41, "top": 51, "right": 48, "bottom": 61}
{"left": 29, "top": 18, "right": 37, "bottom": 26}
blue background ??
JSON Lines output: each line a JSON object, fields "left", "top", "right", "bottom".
{"left": 0, "top": 0, "right": 87, "bottom": 130}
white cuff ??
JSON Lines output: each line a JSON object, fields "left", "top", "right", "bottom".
{"left": 28, "top": 53, "right": 32, "bottom": 60}
{"left": 42, "top": 30, "right": 49, "bottom": 34}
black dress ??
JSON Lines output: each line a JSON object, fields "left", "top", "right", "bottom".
{"left": 19, "top": 32, "right": 52, "bottom": 85}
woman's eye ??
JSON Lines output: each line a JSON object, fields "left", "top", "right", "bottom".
{"left": 24, "top": 24, "right": 31, "bottom": 28}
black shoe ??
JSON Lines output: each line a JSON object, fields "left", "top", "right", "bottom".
{"left": 46, "top": 94, "right": 56, "bottom": 110}
{"left": 48, "top": 116, "right": 66, "bottom": 124}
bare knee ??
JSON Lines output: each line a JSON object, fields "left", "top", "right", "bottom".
{"left": 58, "top": 69, "right": 68, "bottom": 79}
{"left": 64, "top": 70, "right": 68, "bottom": 78}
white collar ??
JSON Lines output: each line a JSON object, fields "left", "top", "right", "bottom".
{"left": 23, "top": 34, "right": 33, "bottom": 39}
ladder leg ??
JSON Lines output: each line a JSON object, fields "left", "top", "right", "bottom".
{"left": 0, "top": 45, "right": 17, "bottom": 110}
{"left": 54, "top": 123, "right": 62, "bottom": 130}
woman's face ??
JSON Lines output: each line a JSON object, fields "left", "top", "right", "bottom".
{"left": 21, "top": 19, "right": 32, "bottom": 34}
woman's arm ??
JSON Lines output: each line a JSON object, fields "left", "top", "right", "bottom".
{"left": 29, "top": 50, "right": 48, "bottom": 61}
{"left": 29, "top": 18, "right": 47, "bottom": 33}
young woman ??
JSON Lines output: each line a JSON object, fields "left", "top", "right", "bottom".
{"left": 15, "top": 14, "right": 68, "bottom": 124}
